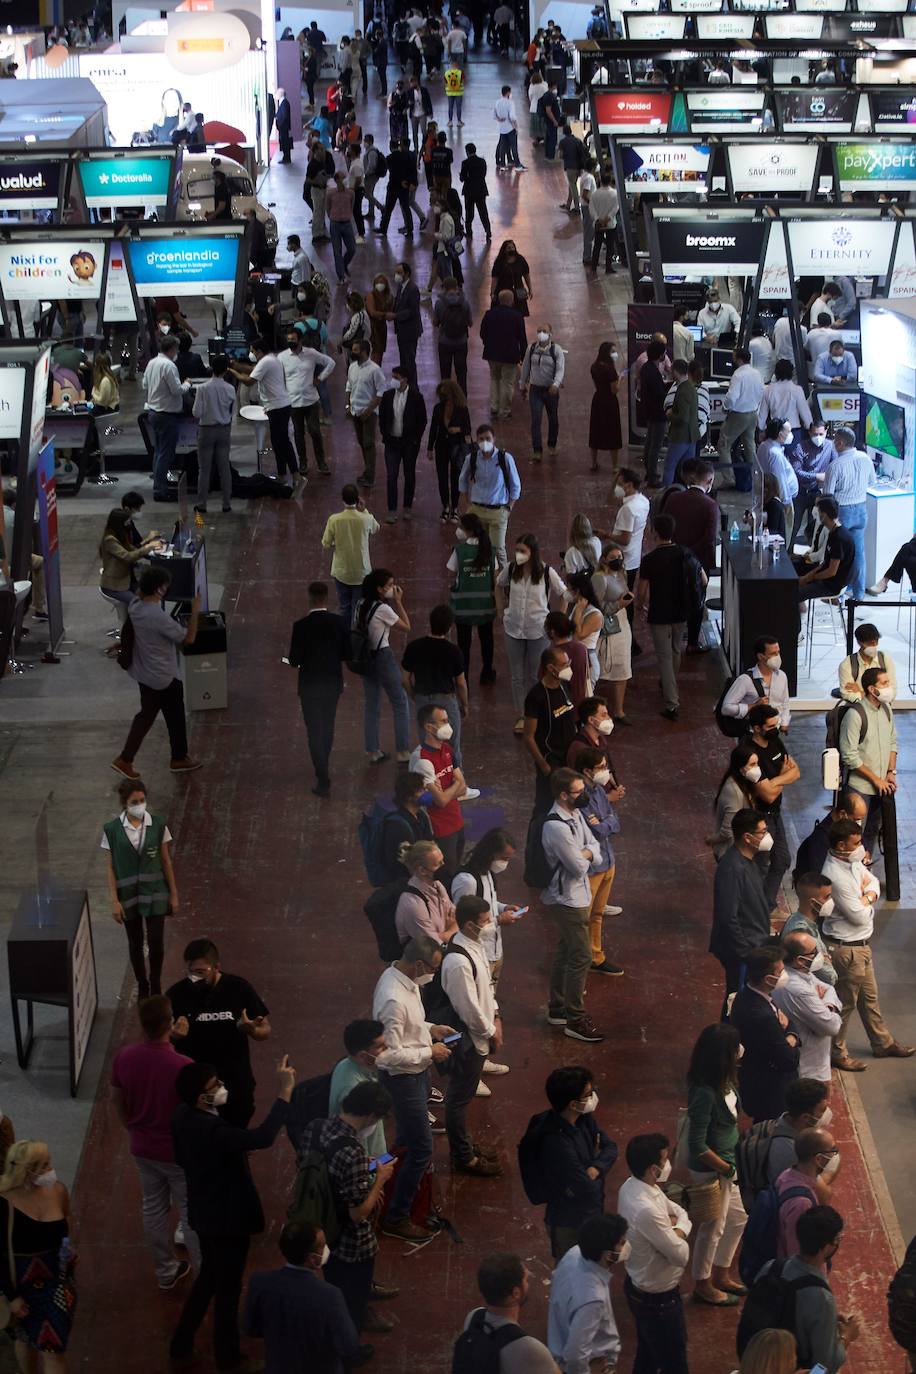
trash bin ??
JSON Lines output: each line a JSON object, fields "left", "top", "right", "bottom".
{"left": 181, "top": 610, "right": 227, "bottom": 710}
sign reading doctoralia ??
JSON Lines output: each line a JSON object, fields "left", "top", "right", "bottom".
{"left": 786, "top": 219, "right": 897, "bottom": 276}
{"left": 126, "top": 236, "right": 241, "bottom": 298}
{"left": 621, "top": 144, "right": 711, "bottom": 194}
{"left": 835, "top": 144, "right": 916, "bottom": 192}
{"left": 79, "top": 157, "right": 172, "bottom": 209}
{"left": 0, "top": 241, "right": 105, "bottom": 302}
{"left": 0, "top": 163, "right": 62, "bottom": 212}
{"left": 727, "top": 144, "right": 820, "bottom": 195}
{"left": 655, "top": 219, "right": 766, "bottom": 275}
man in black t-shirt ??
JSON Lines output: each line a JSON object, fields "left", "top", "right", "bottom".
{"left": 168, "top": 938, "right": 271, "bottom": 1126}
{"left": 401, "top": 604, "right": 469, "bottom": 765}
{"left": 637, "top": 513, "right": 704, "bottom": 721}
{"left": 798, "top": 497, "right": 856, "bottom": 601}
{"left": 746, "top": 701, "right": 801, "bottom": 908}
{"left": 523, "top": 646, "right": 578, "bottom": 816}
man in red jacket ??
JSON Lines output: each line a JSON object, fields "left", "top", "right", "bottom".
{"left": 664, "top": 458, "right": 719, "bottom": 653}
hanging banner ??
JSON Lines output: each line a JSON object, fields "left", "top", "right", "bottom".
{"left": 624, "top": 13, "right": 686, "bottom": 36}
{"left": 594, "top": 91, "right": 672, "bottom": 134}
{"left": 0, "top": 162, "right": 62, "bottom": 213}
{"left": 765, "top": 13, "right": 823, "bottom": 36}
{"left": 125, "top": 236, "right": 241, "bottom": 298}
{"left": 888, "top": 220, "right": 916, "bottom": 298}
{"left": 79, "top": 157, "right": 172, "bottom": 210}
{"left": 835, "top": 143, "right": 916, "bottom": 192}
{"left": 36, "top": 440, "right": 63, "bottom": 653}
{"left": 102, "top": 239, "right": 138, "bottom": 324}
{"left": 779, "top": 90, "right": 857, "bottom": 132}
{"left": 627, "top": 302, "right": 673, "bottom": 444}
{"left": 619, "top": 144, "right": 711, "bottom": 194}
{"left": 696, "top": 14, "right": 754, "bottom": 35}
{"left": 671, "top": 0, "right": 724, "bottom": 9}
{"left": 870, "top": 90, "right": 916, "bottom": 131}
{"left": 0, "top": 241, "right": 105, "bottom": 302}
{"left": 727, "top": 144, "right": 820, "bottom": 195}
{"left": 655, "top": 218, "right": 766, "bottom": 275}
{"left": 786, "top": 219, "right": 897, "bottom": 276}
{"left": 759, "top": 223, "right": 791, "bottom": 300}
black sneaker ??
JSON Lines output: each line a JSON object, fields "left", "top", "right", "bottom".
{"left": 480, "top": 668, "right": 497, "bottom": 685}
{"left": 661, "top": 707, "right": 680, "bottom": 721}
{"left": 591, "top": 960, "right": 625, "bottom": 976}
{"left": 159, "top": 1260, "right": 191, "bottom": 1291}
{"left": 564, "top": 1016, "right": 605, "bottom": 1043}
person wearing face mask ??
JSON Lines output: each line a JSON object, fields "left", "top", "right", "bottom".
{"left": 531, "top": 1066, "right": 617, "bottom": 1257}
{"left": 365, "top": 271, "right": 393, "bottom": 365}
{"left": 388, "top": 258, "right": 423, "bottom": 386}
{"left": 787, "top": 419, "right": 836, "bottom": 548}
{"left": 372, "top": 936, "right": 457, "bottom": 1242}
{"left": 490, "top": 239, "right": 532, "bottom": 315}
{"left": 427, "top": 376, "right": 471, "bottom": 522}
{"left": 325, "top": 1021, "right": 391, "bottom": 1163}
{"left": 839, "top": 666, "right": 898, "bottom": 857}
{"left": 548, "top": 1212, "right": 627, "bottom": 1373}
{"left": 375, "top": 771, "right": 434, "bottom": 887}
{"left": 169, "top": 1055, "right": 297, "bottom": 1370}
{"left": 772, "top": 1126, "right": 839, "bottom": 1262}
{"left": 446, "top": 514, "right": 498, "bottom": 683}
{"left": 408, "top": 704, "right": 475, "bottom": 872}
{"left": 759, "top": 359, "right": 812, "bottom": 449}
{"left": 191, "top": 355, "right": 237, "bottom": 513}
{"left": 717, "top": 345, "right": 764, "bottom": 484}
{"left": 577, "top": 747, "right": 624, "bottom": 977}
{"left": 782, "top": 873, "right": 838, "bottom": 988}
{"left": 665, "top": 460, "right": 719, "bottom": 644}
{"left": 616, "top": 1133, "right": 691, "bottom": 1373}
{"left": 722, "top": 635, "right": 791, "bottom": 733}
{"left": 822, "top": 427, "right": 872, "bottom": 600}
{"left": 611, "top": 468, "right": 650, "bottom": 641}
{"left": 757, "top": 1078, "right": 835, "bottom": 1198}
{"left": 745, "top": 702, "right": 800, "bottom": 909}
{"left": 479, "top": 289, "right": 528, "bottom": 421}
{"left": 663, "top": 357, "right": 699, "bottom": 488}
{"left": 459, "top": 424, "right": 522, "bottom": 573}
{"left": 710, "top": 741, "right": 777, "bottom": 861}
{"left": 102, "top": 776, "right": 177, "bottom": 999}
{"left": 0, "top": 1141, "right": 75, "bottom": 1363}
{"left": 636, "top": 512, "right": 706, "bottom": 720}
{"left": 523, "top": 649, "right": 579, "bottom": 817}
{"left": 345, "top": 339, "right": 387, "bottom": 489}
{"left": 822, "top": 819, "right": 914, "bottom": 1067}
{"left": 229, "top": 337, "right": 301, "bottom": 487}
{"left": 403, "top": 612, "right": 469, "bottom": 768}
{"left": 773, "top": 931, "right": 842, "bottom": 1085}
{"left": 697, "top": 289, "right": 740, "bottom": 345}
{"left": 110, "top": 569, "right": 201, "bottom": 781}
{"left": 244, "top": 1220, "right": 360, "bottom": 1374}
{"left": 587, "top": 341, "right": 622, "bottom": 473}
{"left": 395, "top": 841, "right": 459, "bottom": 944}
{"left": 836, "top": 623, "right": 896, "bottom": 703}
{"left": 711, "top": 809, "right": 776, "bottom": 1007}
{"left": 567, "top": 698, "right": 626, "bottom": 808}
{"left": 545, "top": 610, "right": 590, "bottom": 707}
{"left": 278, "top": 328, "right": 335, "bottom": 481}
{"left": 520, "top": 324, "right": 565, "bottom": 462}
{"left": 755, "top": 418, "right": 799, "bottom": 533}
{"left": 814, "top": 338, "right": 857, "bottom": 386}
{"left": 452, "top": 828, "right": 523, "bottom": 1008}
{"left": 379, "top": 364, "right": 428, "bottom": 523}
{"left": 590, "top": 544, "right": 633, "bottom": 721}
{"left": 142, "top": 334, "right": 185, "bottom": 501}
{"left": 728, "top": 947, "right": 801, "bottom": 1124}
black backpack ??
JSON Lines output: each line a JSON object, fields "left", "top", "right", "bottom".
{"left": 347, "top": 599, "right": 380, "bottom": 676}
{"left": 516, "top": 1109, "right": 561, "bottom": 1204}
{"left": 522, "top": 811, "right": 569, "bottom": 890}
{"left": 736, "top": 1259, "right": 830, "bottom": 1361}
{"left": 888, "top": 1236, "right": 916, "bottom": 1355}
{"left": 735, "top": 1117, "right": 798, "bottom": 1212}
{"left": 286, "top": 1071, "right": 333, "bottom": 1151}
{"left": 824, "top": 698, "right": 869, "bottom": 751}
{"left": 737, "top": 1183, "right": 815, "bottom": 1288}
{"left": 116, "top": 612, "right": 135, "bottom": 671}
{"left": 452, "top": 1310, "right": 524, "bottom": 1374}
{"left": 421, "top": 939, "right": 476, "bottom": 1029}
{"left": 363, "top": 879, "right": 430, "bottom": 961}
{"left": 468, "top": 445, "right": 512, "bottom": 495}
{"left": 714, "top": 673, "right": 765, "bottom": 738}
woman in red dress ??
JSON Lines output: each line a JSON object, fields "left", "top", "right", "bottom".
{"left": 588, "top": 341, "right": 623, "bottom": 472}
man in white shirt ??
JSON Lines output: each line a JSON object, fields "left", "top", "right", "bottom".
{"left": 228, "top": 337, "right": 299, "bottom": 483}
{"left": 548, "top": 1215, "right": 626, "bottom": 1374}
{"left": 494, "top": 85, "right": 524, "bottom": 169}
{"left": 697, "top": 289, "right": 740, "bottom": 345}
{"left": 143, "top": 337, "right": 186, "bottom": 500}
{"left": 617, "top": 1133, "right": 690, "bottom": 1374}
{"left": 773, "top": 312, "right": 806, "bottom": 365}
{"left": 279, "top": 326, "right": 335, "bottom": 477}
{"left": 345, "top": 339, "right": 387, "bottom": 488}
{"left": 286, "top": 233, "right": 314, "bottom": 294}
{"left": 446, "top": 23, "right": 467, "bottom": 64}
{"left": 440, "top": 896, "right": 503, "bottom": 1177}
{"left": 672, "top": 309, "right": 695, "bottom": 364}
{"left": 717, "top": 346, "right": 764, "bottom": 482}
{"left": 808, "top": 283, "right": 841, "bottom": 327}
{"left": 721, "top": 635, "right": 791, "bottom": 731}
{"left": 372, "top": 935, "right": 456, "bottom": 1241}
{"left": 542, "top": 769, "right": 603, "bottom": 1045}
{"left": 774, "top": 931, "right": 843, "bottom": 1082}
{"left": 822, "top": 819, "right": 913, "bottom": 1069}
{"left": 611, "top": 468, "right": 650, "bottom": 601}
{"left": 577, "top": 160, "right": 597, "bottom": 265}
{"left": 807, "top": 313, "right": 840, "bottom": 364}
{"left": 588, "top": 174, "right": 619, "bottom": 275}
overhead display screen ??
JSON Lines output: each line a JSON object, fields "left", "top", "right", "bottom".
{"left": 835, "top": 143, "right": 916, "bottom": 192}
{"left": 686, "top": 90, "right": 767, "bottom": 131}
{"left": 727, "top": 143, "right": 820, "bottom": 194}
{"left": 765, "top": 13, "right": 823, "bottom": 36}
{"left": 656, "top": 218, "right": 766, "bottom": 275}
{"left": 696, "top": 14, "right": 754, "bottom": 35}
{"left": 870, "top": 89, "right": 916, "bottom": 131}
{"left": 0, "top": 366, "right": 27, "bottom": 441}
{"left": 125, "top": 235, "right": 241, "bottom": 298}
{"left": 625, "top": 13, "right": 687, "bottom": 36}
{"left": 0, "top": 240, "right": 105, "bottom": 302}
{"left": 0, "top": 163, "right": 62, "bottom": 213}
{"left": 620, "top": 144, "right": 711, "bottom": 194}
{"left": 779, "top": 89, "right": 857, "bottom": 132}
{"left": 787, "top": 218, "right": 896, "bottom": 276}
{"left": 78, "top": 156, "right": 172, "bottom": 209}
{"left": 594, "top": 91, "right": 672, "bottom": 134}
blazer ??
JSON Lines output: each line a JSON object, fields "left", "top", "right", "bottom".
{"left": 100, "top": 533, "right": 147, "bottom": 592}
{"left": 387, "top": 148, "right": 418, "bottom": 189}
{"left": 288, "top": 609, "right": 350, "bottom": 688}
{"left": 379, "top": 384, "right": 428, "bottom": 445}
{"left": 172, "top": 1097, "right": 290, "bottom": 1236}
{"left": 244, "top": 1265, "right": 359, "bottom": 1374}
{"left": 664, "top": 487, "right": 719, "bottom": 573}
{"left": 459, "top": 154, "right": 489, "bottom": 195}
{"left": 479, "top": 304, "right": 527, "bottom": 365}
{"left": 539, "top": 1110, "right": 618, "bottom": 1228}
{"left": 729, "top": 986, "right": 800, "bottom": 1123}
{"left": 393, "top": 280, "right": 423, "bottom": 339}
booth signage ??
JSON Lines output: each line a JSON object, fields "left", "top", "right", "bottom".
{"left": 787, "top": 219, "right": 896, "bottom": 275}
{"left": 765, "top": 13, "right": 822, "bottom": 36}
{"left": 625, "top": 13, "right": 686, "bottom": 37}
{"left": 889, "top": 221, "right": 916, "bottom": 298}
{"left": 780, "top": 90, "right": 857, "bottom": 132}
{"left": 817, "top": 391, "right": 860, "bottom": 422}
{"left": 103, "top": 239, "right": 137, "bottom": 324}
{"left": 0, "top": 365, "right": 26, "bottom": 442}
{"left": 655, "top": 219, "right": 766, "bottom": 274}
{"left": 836, "top": 143, "right": 916, "bottom": 191}
{"left": 126, "top": 236, "right": 241, "bottom": 297}
{"left": 727, "top": 144, "right": 819, "bottom": 194}
{"left": 696, "top": 14, "right": 755, "bottom": 35}
{"left": 759, "top": 223, "right": 791, "bottom": 299}
{"left": 621, "top": 144, "right": 711, "bottom": 193}
{"left": 36, "top": 440, "right": 63, "bottom": 653}
{"left": 80, "top": 157, "right": 172, "bottom": 208}
{"left": 686, "top": 91, "right": 766, "bottom": 130}
{"left": 671, "top": 0, "right": 725, "bottom": 9}
{"left": 595, "top": 92, "right": 671, "bottom": 134}
{"left": 0, "top": 241, "right": 105, "bottom": 302}
{"left": 871, "top": 90, "right": 916, "bottom": 130}
{"left": 0, "top": 162, "right": 61, "bottom": 212}
{"left": 858, "top": 0, "right": 906, "bottom": 9}
{"left": 826, "top": 15, "right": 896, "bottom": 37}
{"left": 795, "top": 0, "right": 844, "bottom": 10}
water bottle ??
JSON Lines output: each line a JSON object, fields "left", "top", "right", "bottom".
{"left": 729, "top": 520, "right": 740, "bottom": 542}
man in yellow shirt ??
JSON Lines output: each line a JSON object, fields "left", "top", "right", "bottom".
{"left": 320, "top": 483, "right": 380, "bottom": 626}
{"left": 444, "top": 62, "right": 465, "bottom": 126}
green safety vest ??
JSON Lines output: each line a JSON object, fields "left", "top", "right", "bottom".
{"left": 449, "top": 542, "right": 496, "bottom": 625}
{"left": 103, "top": 814, "right": 171, "bottom": 919}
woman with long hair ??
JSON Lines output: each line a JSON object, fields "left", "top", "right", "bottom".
{"left": 101, "top": 775, "right": 177, "bottom": 998}
{"left": 685, "top": 1022, "right": 748, "bottom": 1307}
{"left": 568, "top": 572, "right": 603, "bottom": 691}
{"left": 564, "top": 513, "right": 601, "bottom": 575}
{"left": 99, "top": 508, "right": 161, "bottom": 606}
{"left": 589, "top": 341, "right": 622, "bottom": 472}
{"left": 591, "top": 541, "right": 633, "bottom": 722}
{"left": 496, "top": 532, "right": 567, "bottom": 732}
{"left": 366, "top": 272, "right": 393, "bottom": 364}
{"left": 355, "top": 567, "right": 411, "bottom": 763}
{"left": 90, "top": 351, "right": 119, "bottom": 411}
{"left": 710, "top": 741, "right": 763, "bottom": 860}
{"left": 450, "top": 827, "right": 521, "bottom": 992}
{"left": 447, "top": 512, "right": 497, "bottom": 684}
{"left": 490, "top": 239, "right": 532, "bottom": 316}
{"left": 734, "top": 1329, "right": 797, "bottom": 1374}
{"left": 428, "top": 377, "right": 471, "bottom": 522}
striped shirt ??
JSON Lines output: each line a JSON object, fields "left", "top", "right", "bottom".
{"left": 823, "top": 449, "right": 872, "bottom": 506}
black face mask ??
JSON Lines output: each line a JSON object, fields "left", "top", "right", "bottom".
{"left": 287, "top": 340, "right": 300, "bottom": 351}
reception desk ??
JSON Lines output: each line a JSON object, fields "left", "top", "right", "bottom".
{"left": 865, "top": 486, "right": 914, "bottom": 590}
{"left": 721, "top": 539, "right": 799, "bottom": 694}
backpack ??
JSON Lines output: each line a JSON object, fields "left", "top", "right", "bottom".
{"left": 846, "top": 649, "right": 885, "bottom": 683}
{"left": 358, "top": 797, "right": 397, "bottom": 887}
{"left": 824, "top": 698, "right": 868, "bottom": 751}
{"left": 517, "top": 1109, "right": 561, "bottom": 1204}
{"left": 737, "top": 1183, "right": 815, "bottom": 1287}
{"left": 440, "top": 297, "right": 468, "bottom": 338}
{"left": 116, "top": 612, "right": 135, "bottom": 671}
{"left": 452, "top": 1309, "right": 524, "bottom": 1374}
{"left": 736, "top": 1258, "right": 830, "bottom": 1361}
{"left": 735, "top": 1117, "right": 798, "bottom": 1211}
{"left": 714, "top": 673, "right": 765, "bottom": 738}
{"left": 522, "top": 811, "right": 569, "bottom": 890}
{"left": 363, "top": 879, "right": 430, "bottom": 961}
{"left": 286, "top": 1071, "right": 332, "bottom": 1151}
{"left": 287, "top": 1122, "right": 352, "bottom": 1248}
{"left": 888, "top": 1236, "right": 916, "bottom": 1354}
{"left": 347, "top": 600, "right": 380, "bottom": 676}
{"left": 468, "top": 445, "right": 512, "bottom": 496}
{"left": 421, "top": 939, "right": 476, "bottom": 1029}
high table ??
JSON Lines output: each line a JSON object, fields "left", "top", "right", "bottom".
{"left": 721, "top": 539, "right": 799, "bottom": 694}
{"left": 147, "top": 542, "right": 209, "bottom": 613}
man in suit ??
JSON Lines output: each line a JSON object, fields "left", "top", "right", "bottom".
{"left": 287, "top": 581, "right": 351, "bottom": 798}
{"left": 379, "top": 365, "right": 428, "bottom": 524}
{"left": 664, "top": 457, "right": 719, "bottom": 652}
{"left": 729, "top": 945, "right": 800, "bottom": 1123}
{"left": 170, "top": 1055, "right": 296, "bottom": 1371}
{"left": 479, "top": 290, "right": 527, "bottom": 420}
{"left": 275, "top": 87, "right": 293, "bottom": 163}
{"left": 459, "top": 142, "right": 491, "bottom": 240}
{"left": 244, "top": 1220, "right": 361, "bottom": 1374}
{"left": 389, "top": 261, "right": 423, "bottom": 385}
{"left": 376, "top": 138, "right": 419, "bottom": 238}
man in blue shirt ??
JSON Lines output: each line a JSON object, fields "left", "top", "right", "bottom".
{"left": 788, "top": 419, "right": 836, "bottom": 546}
{"left": 458, "top": 423, "right": 521, "bottom": 570}
{"left": 824, "top": 427, "right": 873, "bottom": 600}
{"left": 814, "top": 339, "right": 857, "bottom": 385}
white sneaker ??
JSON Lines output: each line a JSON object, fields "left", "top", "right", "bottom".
{"left": 460, "top": 787, "right": 481, "bottom": 801}
{"left": 174, "top": 1223, "right": 186, "bottom": 1246}
{"left": 603, "top": 904, "right": 623, "bottom": 916}
{"left": 483, "top": 1059, "right": 509, "bottom": 1075}
{"left": 867, "top": 579, "right": 889, "bottom": 595}
{"left": 475, "top": 1080, "right": 492, "bottom": 1097}
{"left": 356, "top": 235, "right": 366, "bottom": 244}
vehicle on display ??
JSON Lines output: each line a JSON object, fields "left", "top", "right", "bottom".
{"left": 175, "top": 153, "right": 277, "bottom": 260}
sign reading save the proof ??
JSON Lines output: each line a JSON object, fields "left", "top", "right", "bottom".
{"left": 78, "top": 157, "right": 172, "bottom": 209}
{"left": 125, "top": 236, "right": 241, "bottom": 297}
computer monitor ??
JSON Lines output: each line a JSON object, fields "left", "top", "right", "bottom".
{"left": 710, "top": 348, "right": 735, "bottom": 380}
{"left": 686, "top": 324, "right": 704, "bottom": 342}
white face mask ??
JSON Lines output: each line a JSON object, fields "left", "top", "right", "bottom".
{"left": 657, "top": 1157, "right": 672, "bottom": 1183}
{"left": 357, "top": 1123, "right": 376, "bottom": 1141}
{"left": 779, "top": 432, "right": 792, "bottom": 447}
{"left": 807, "top": 951, "right": 826, "bottom": 973}
{"left": 815, "top": 897, "right": 834, "bottom": 920}
{"left": 557, "top": 666, "right": 573, "bottom": 682}
{"left": 811, "top": 435, "right": 825, "bottom": 448}
{"left": 248, "top": 350, "right": 257, "bottom": 363}
{"left": 537, "top": 331, "right": 550, "bottom": 343}
{"left": 187, "top": 973, "right": 205, "bottom": 984}
{"left": 742, "top": 765, "right": 762, "bottom": 784}
{"left": 159, "top": 323, "right": 170, "bottom": 334}
{"left": 876, "top": 686, "right": 895, "bottom": 703}
{"left": 821, "top": 1149, "right": 841, "bottom": 1177}
{"left": 766, "top": 654, "right": 782, "bottom": 671}
{"left": 374, "top": 281, "right": 385, "bottom": 292}
{"left": 514, "top": 550, "right": 530, "bottom": 565}
{"left": 319, "top": 1243, "right": 331, "bottom": 1266}
{"left": 862, "top": 643, "right": 879, "bottom": 658}
{"left": 416, "top": 972, "right": 434, "bottom": 987}
{"left": 455, "top": 527, "right": 468, "bottom": 541}
{"left": 818, "top": 1105, "right": 834, "bottom": 1127}
{"left": 576, "top": 1091, "right": 598, "bottom": 1114}
{"left": 736, "top": 1045, "right": 745, "bottom": 1061}
{"left": 480, "top": 439, "right": 495, "bottom": 454}
{"left": 610, "top": 350, "right": 619, "bottom": 362}
{"left": 32, "top": 1169, "right": 57, "bottom": 1188}
{"left": 771, "top": 969, "right": 790, "bottom": 990}
{"left": 612, "top": 1239, "right": 632, "bottom": 1265}
{"left": 596, "top": 718, "right": 614, "bottom": 735}
{"left": 435, "top": 723, "right": 454, "bottom": 741}
{"left": 394, "top": 273, "right": 404, "bottom": 285}
{"left": 613, "top": 483, "right": 625, "bottom": 499}
{"left": 755, "top": 831, "right": 774, "bottom": 853}
{"left": 593, "top": 768, "right": 611, "bottom": 787}
{"left": 848, "top": 844, "right": 867, "bottom": 863}
{"left": 490, "top": 859, "right": 509, "bottom": 874}
{"left": 126, "top": 802, "right": 147, "bottom": 819}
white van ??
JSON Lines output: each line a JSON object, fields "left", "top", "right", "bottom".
{"left": 175, "top": 153, "right": 278, "bottom": 258}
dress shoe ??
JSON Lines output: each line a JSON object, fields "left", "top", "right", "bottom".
{"left": 873, "top": 1042, "right": 916, "bottom": 1058}
{"left": 660, "top": 707, "right": 680, "bottom": 721}
{"left": 111, "top": 756, "right": 140, "bottom": 780}
{"left": 362, "top": 1306, "right": 395, "bottom": 1333}
{"left": 453, "top": 1154, "right": 502, "bottom": 1177}
{"left": 170, "top": 757, "right": 203, "bottom": 773}
{"left": 370, "top": 1280, "right": 400, "bottom": 1300}
{"left": 832, "top": 1055, "right": 866, "bottom": 1072}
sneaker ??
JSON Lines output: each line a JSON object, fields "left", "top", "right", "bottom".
{"left": 590, "top": 960, "right": 625, "bottom": 976}
{"left": 395, "top": 750, "right": 411, "bottom": 763}
{"left": 546, "top": 1013, "right": 568, "bottom": 1026}
{"left": 475, "top": 1080, "right": 491, "bottom": 1097}
{"left": 111, "top": 756, "right": 140, "bottom": 780}
{"left": 159, "top": 1260, "right": 191, "bottom": 1291}
{"left": 460, "top": 787, "right": 481, "bottom": 801}
{"left": 170, "top": 757, "right": 203, "bottom": 773}
{"left": 173, "top": 1223, "right": 186, "bottom": 1246}
{"left": 564, "top": 1016, "right": 605, "bottom": 1043}
{"left": 429, "top": 1112, "right": 445, "bottom": 1133}
{"left": 603, "top": 904, "right": 623, "bottom": 916}
{"left": 867, "top": 579, "right": 889, "bottom": 595}
{"left": 428, "top": 1086, "right": 444, "bottom": 1104}
{"left": 367, "top": 750, "right": 389, "bottom": 764}
{"left": 382, "top": 1217, "right": 429, "bottom": 1241}
{"left": 356, "top": 235, "right": 366, "bottom": 244}
{"left": 513, "top": 717, "right": 525, "bottom": 734}
{"left": 482, "top": 1059, "right": 509, "bottom": 1075}
{"left": 370, "top": 1280, "right": 400, "bottom": 1300}
{"left": 385, "top": 512, "right": 398, "bottom": 524}
{"left": 453, "top": 1155, "right": 502, "bottom": 1177}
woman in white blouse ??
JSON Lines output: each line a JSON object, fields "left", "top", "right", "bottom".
{"left": 591, "top": 542, "right": 633, "bottom": 723}
{"left": 564, "top": 513, "right": 601, "bottom": 575}
{"left": 496, "top": 532, "right": 568, "bottom": 733}
{"left": 758, "top": 359, "right": 812, "bottom": 442}
{"left": 354, "top": 566, "right": 412, "bottom": 763}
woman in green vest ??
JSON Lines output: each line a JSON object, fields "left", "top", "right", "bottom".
{"left": 446, "top": 512, "right": 497, "bottom": 685}
{"left": 101, "top": 777, "right": 177, "bottom": 999}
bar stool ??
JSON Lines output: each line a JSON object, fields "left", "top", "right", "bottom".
{"left": 99, "top": 585, "right": 128, "bottom": 645}
{"left": 8, "top": 582, "right": 35, "bottom": 674}
{"left": 803, "top": 592, "right": 847, "bottom": 676}
{"left": 239, "top": 404, "right": 270, "bottom": 474}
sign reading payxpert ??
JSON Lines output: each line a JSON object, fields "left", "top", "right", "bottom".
{"left": 79, "top": 157, "right": 172, "bottom": 209}
{"left": 0, "top": 162, "right": 61, "bottom": 212}
{"left": 0, "top": 241, "right": 105, "bottom": 302}
{"left": 786, "top": 219, "right": 896, "bottom": 276}
{"left": 126, "top": 236, "right": 241, "bottom": 297}
{"left": 836, "top": 143, "right": 916, "bottom": 191}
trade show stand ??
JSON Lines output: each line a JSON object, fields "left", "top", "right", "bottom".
{"left": 721, "top": 537, "right": 799, "bottom": 694}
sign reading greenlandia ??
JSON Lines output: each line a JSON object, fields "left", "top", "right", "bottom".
{"left": 79, "top": 157, "right": 172, "bottom": 208}
{"left": 836, "top": 142, "right": 916, "bottom": 191}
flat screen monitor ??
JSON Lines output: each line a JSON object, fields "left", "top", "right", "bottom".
{"left": 0, "top": 239, "right": 106, "bottom": 302}
{"left": 625, "top": 13, "right": 687, "bottom": 36}
{"left": 863, "top": 393, "right": 905, "bottom": 460}
{"left": 686, "top": 90, "right": 767, "bottom": 131}
{"left": 695, "top": 12, "right": 753, "bottom": 32}
{"left": 779, "top": 89, "right": 857, "bottom": 132}
{"left": 710, "top": 348, "right": 735, "bottom": 379}
{"left": 619, "top": 143, "right": 711, "bottom": 194}
{"left": 594, "top": 90, "right": 672, "bottom": 135}
{"left": 125, "top": 234, "right": 242, "bottom": 299}
{"left": 686, "top": 323, "right": 704, "bottom": 341}
{"left": 870, "top": 89, "right": 916, "bottom": 131}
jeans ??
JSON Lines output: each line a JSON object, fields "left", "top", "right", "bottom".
{"left": 755, "top": 809, "right": 790, "bottom": 908}
{"left": 547, "top": 902, "right": 592, "bottom": 1023}
{"left": 624, "top": 1276, "right": 690, "bottom": 1374}
{"left": 529, "top": 385, "right": 559, "bottom": 453}
{"left": 456, "top": 621, "right": 494, "bottom": 679}
{"left": 838, "top": 501, "right": 866, "bottom": 600}
{"left": 363, "top": 644, "right": 410, "bottom": 753}
{"left": 649, "top": 621, "right": 685, "bottom": 711}
{"left": 325, "top": 1254, "right": 374, "bottom": 1332}
{"left": 291, "top": 402, "right": 326, "bottom": 472}
{"left": 384, "top": 438, "right": 420, "bottom": 511}
{"left": 300, "top": 682, "right": 342, "bottom": 789}
{"left": 149, "top": 409, "right": 180, "bottom": 496}
{"left": 124, "top": 914, "right": 165, "bottom": 993}
{"left": 329, "top": 218, "right": 357, "bottom": 282}
{"left": 377, "top": 1067, "right": 432, "bottom": 1221}
{"left": 414, "top": 691, "right": 462, "bottom": 767}
{"left": 664, "top": 440, "right": 696, "bottom": 488}
{"left": 445, "top": 1041, "right": 486, "bottom": 1163}
{"left": 464, "top": 190, "right": 490, "bottom": 237}
{"left": 196, "top": 424, "right": 232, "bottom": 509}
{"left": 488, "top": 361, "right": 516, "bottom": 417}
{"left": 267, "top": 405, "right": 297, "bottom": 478}
{"left": 580, "top": 207, "right": 594, "bottom": 262}
{"left": 121, "top": 677, "right": 189, "bottom": 764}
{"left": 467, "top": 502, "right": 510, "bottom": 571}
{"left": 438, "top": 341, "right": 468, "bottom": 395}
{"left": 134, "top": 1156, "right": 201, "bottom": 1283}
{"left": 642, "top": 419, "right": 666, "bottom": 484}
{"left": 564, "top": 169, "right": 580, "bottom": 209}
{"left": 447, "top": 95, "right": 463, "bottom": 121}
{"left": 505, "top": 632, "right": 548, "bottom": 715}
{"left": 591, "top": 225, "right": 616, "bottom": 272}
{"left": 410, "top": 112, "right": 428, "bottom": 151}
{"left": 434, "top": 443, "right": 462, "bottom": 511}
{"left": 352, "top": 411, "right": 378, "bottom": 482}
{"left": 334, "top": 579, "right": 359, "bottom": 629}
{"left": 170, "top": 1233, "right": 250, "bottom": 1369}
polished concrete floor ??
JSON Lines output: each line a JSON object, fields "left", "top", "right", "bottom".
{"left": 0, "top": 47, "right": 910, "bottom": 1374}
